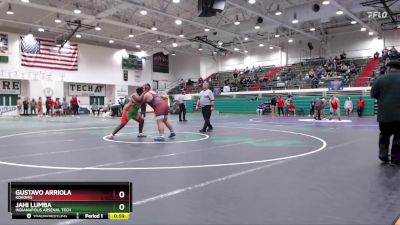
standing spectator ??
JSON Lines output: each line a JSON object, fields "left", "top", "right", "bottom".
{"left": 357, "top": 97, "right": 365, "bottom": 117}
{"left": 277, "top": 96, "right": 285, "bottom": 116}
{"left": 344, "top": 97, "right": 353, "bottom": 117}
{"left": 45, "top": 97, "right": 53, "bottom": 116}
{"left": 30, "top": 98, "right": 37, "bottom": 115}
{"left": 54, "top": 98, "right": 61, "bottom": 116}
{"left": 178, "top": 91, "right": 187, "bottom": 122}
{"left": 91, "top": 102, "right": 100, "bottom": 116}
{"left": 23, "top": 97, "right": 29, "bottom": 115}
{"left": 340, "top": 51, "right": 347, "bottom": 60}
{"left": 270, "top": 96, "right": 277, "bottom": 116}
{"left": 371, "top": 60, "right": 400, "bottom": 165}
{"left": 71, "top": 95, "right": 79, "bottom": 117}
{"left": 284, "top": 96, "right": 292, "bottom": 117}
{"left": 61, "top": 98, "right": 69, "bottom": 115}
{"left": 196, "top": 82, "right": 214, "bottom": 133}
{"left": 37, "top": 97, "right": 43, "bottom": 117}
{"left": 310, "top": 98, "right": 316, "bottom": 116}
{"left": 17, "top": 97, "right": 23, "bottom": 115}
{"left": 233, "top": 68, "right": 239, "bottom": 79}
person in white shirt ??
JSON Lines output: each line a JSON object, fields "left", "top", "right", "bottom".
{"left": 344, "top": 97, "right": 353, "bottom": 117}
{"left": 196, "top": 82, "right": 214, "bottom": 132}
{"left": 178, "top": 91, "right": 187, "bottom": 122}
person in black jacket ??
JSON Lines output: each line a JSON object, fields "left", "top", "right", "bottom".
{"left": 270, "top": 96, "right": 277, "bottom": 116}
{"left": 371, "top": 60, "right": 400, "bottom": 165}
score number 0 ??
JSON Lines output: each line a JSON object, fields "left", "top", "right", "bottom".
{"left": 119, "top": 191, "right": 126, "bottom": 211}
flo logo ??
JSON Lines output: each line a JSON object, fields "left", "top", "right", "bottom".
{"left": 368, "top": 11, "right": 388, "bottom": 19}
{"left": 0, "top": 106, "right": 17, "bottom": 115}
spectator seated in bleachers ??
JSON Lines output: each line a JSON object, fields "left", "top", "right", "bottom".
{"left": 374, "top": 51, "right": 380, "bottom": 60}
{"left": 340, "top": 51, "right": 347, "bottom": 60}
{"left": 198, "top": 77, "right": 204, "bottom": 86}
{"left": 233, "top": 68, "right": 239, "bottom": 79}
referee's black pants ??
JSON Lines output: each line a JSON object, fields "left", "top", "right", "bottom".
{"left": 201, "top": 105, "right": 213, "bottom": 131}
{"left": 179, "top": 103, "right": 186, "bottom": 121}
{"left": 379, "top": 121, "right": 400, "bottom": 164}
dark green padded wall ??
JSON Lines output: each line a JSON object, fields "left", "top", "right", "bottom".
{"left": 212, "top": 96, "right": 375, "bottom": 116}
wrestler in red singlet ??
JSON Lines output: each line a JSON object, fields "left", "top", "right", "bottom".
{"left": 329, "top": 95, "right": 341, "bottom": 121}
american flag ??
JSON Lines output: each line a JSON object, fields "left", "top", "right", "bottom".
{"left": 20, "top": 37, "right": 78, "bottom": 71}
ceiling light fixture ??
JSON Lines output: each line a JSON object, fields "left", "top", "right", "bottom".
{"left": 136, "top": 45, "right": 141, "bottom": 48}
{"left": 151, "top": 22, "right": 157, "bottom": 31}
{"left": 128, "top": 29, "right": 134, "bottom": 38}
{"left": 248, "top": 0, "right": 256, "bottom": 4}
{"left": 38, "top": 27, "right": 45, "bottom": 32}
{"left": 350, "top": 20, "right": 357, "bottom": 24}
{"left": 336, "top": 10, "right": 343, "bottom": 15}
{"left": 54, "top": 13, "right": 62, "bottom": 23}
{"left": 234, "top": 15, "right": 240, "bottom": 25}
{"left": 322, "top": 1, "right": 330, "bottom": 5}
{"left": 175, "top": 19, "right": 182, "bottom": 25}
{"left": 75, "top": 34, "right": 82, "bottom": 38}
{"left": 218, "top": 40, "right": 223, "bottom": 46}
{"left": 21, "top": 0, "right": 29, "bottom": 3}
{"left": 204, "top": 28, "right": 210, "bottom": 32}
{"left": 6, "top": 4, "right": 14, "bottom": 15}
{"left": 310, "top": 27, "right": 316, "bottom": 31}
{"left": 109, "top": 40, "right": 114, "bottom": 44}
{"left": 275, "top": 34, "right": 280, "bottom": 38}
{"left": 288, "top": 38, "right": 293, "bottom": 43}
{"left": 292, "top": 13, "right": 299, "bottom": 24}
{"left": 275, "top": 5, "right": 282, "bottom": 16}
{"left": 95, "top": 24, "right": 101, "bottom": 31}
{"left": 172, "top": 41, "right": 178, "bottom": 47}
{"left": 244, "top": 37, "right": 249, "bottom": 41}
{"left": 234, "top": 47, "right": 239, "bottom": 51}
{"left": 244, "top": 50, "right": 248, "bottom": 54}
{"left": 254, "top": 25, "right": 260, "bottom": 29}
{"left": 269, "top": 46, "right": 274, "bottom": 50}
{"left": 140, "top": 10, "right": 147, "bottom": 15}
{"left": 172, "top": 0, "right": 180, "bottom": 3}
{"left": 360, "top": 27, "right": 366, "bottom": 31}
{"left": 73, "top": 3, "right": 81, "bottom": 14}
{"left": 368, "top": 31, "right": 374, "bottom": 36}
{"left": 259, "top": 43, "right": 264, "bottom": 47}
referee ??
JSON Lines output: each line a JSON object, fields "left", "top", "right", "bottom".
{"left": 371, "top": 60, "right": 400, "bottom": 165}
{"left": 178, "top": 91, "right": 187, "bottom": 122}
{"left": 197, "top": 82, "right": 214, "bottom": 132}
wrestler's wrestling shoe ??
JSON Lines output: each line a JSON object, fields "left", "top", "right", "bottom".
{"left": 154, "top": 136, "right": 166, "bottom": 142}
{"left": 169, "top": 132, "right": 176, "bottom": 138}
{"left": 137, "top": 133, "right": 147, "bottom": 138}
{"left": 108, "top": 134, "right": 115, "bottom": 139}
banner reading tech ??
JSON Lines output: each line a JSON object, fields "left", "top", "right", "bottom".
{"left": 68, "top": 83, "right": 106, "bottom": 96}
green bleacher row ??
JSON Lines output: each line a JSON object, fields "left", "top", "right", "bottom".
{"left": 184, "top": 96, "right": 375, "bottom": 116}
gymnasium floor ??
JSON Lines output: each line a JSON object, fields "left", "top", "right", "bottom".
{"left": 0, "top": 113, "right": 398, "bottom": 225}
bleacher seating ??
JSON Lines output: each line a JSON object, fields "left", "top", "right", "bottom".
{"left": 167, "top": 57, "right": 371, "bottom": 95}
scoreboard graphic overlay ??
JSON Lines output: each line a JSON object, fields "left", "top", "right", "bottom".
{"left": 8, "top": 182, "right": 132, "bottom": 220}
